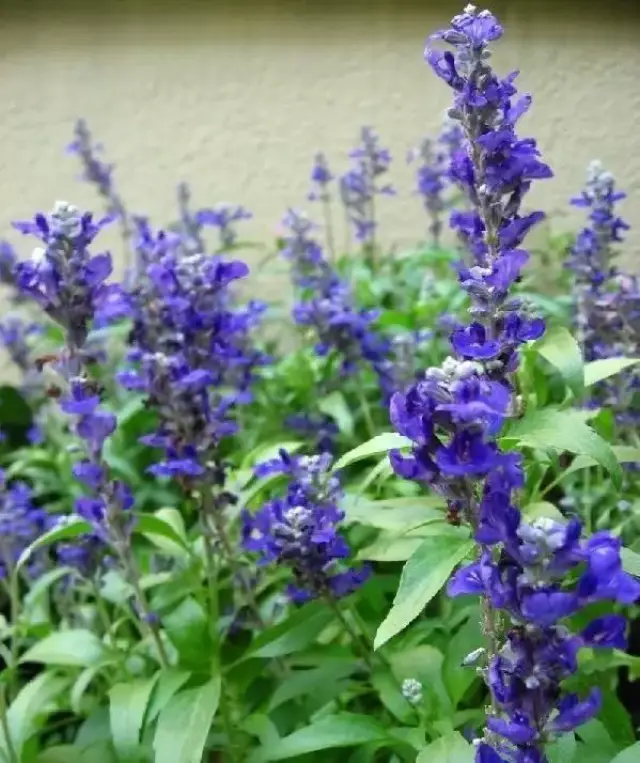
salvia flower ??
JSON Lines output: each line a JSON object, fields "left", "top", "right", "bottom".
{"left": 387, "top": 8, "right": 631, "bottom": 762}
{"left": 565, "top": 162, "right": 638, "bottom": 427}
{"left": 12, "top": 201, "right": 130, "bottom": 356}
{"left": 195, "top": 202, "right": 253, "bottom": 252}
{"left": 242, "top": 450, "right": 369, "bottom": 602}
{"left": 340, "top": 126, "right": 395, "bottom": 245}
{"left": 67, "top": 119, "right": 132, "bottom": 248}
{"left": 120, "top": 223, "right": 267, "bottom": 479}
{"left": 281, "top": 210, "right": 393, "bottom": 396}
{"left": 0, "top": 471, "right": 52, "bottom": 579}
{"left": 408, "top": 117, "right": 465, "bottom": 246}
{"left": 308, "top": 151, "right": 333, "bottom": 203}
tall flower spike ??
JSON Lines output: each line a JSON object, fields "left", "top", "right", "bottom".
{"left": 408, "top": 116, "right": 464, "bottom": 247}
{"left": 242, "top": 450, "right": 369, "bottom": 602}
{"left": 281, "top": 209, "right": 393, "bottom": 399}
{"left": 565, "top": 162, "right": 638, "bottom": 430}
{"left": 67, "top": 119, "right": 133, "bottom": 253}
{"left": 340, "top": 127, "right": 395, "bottom": 247}
{"left": 388, "top": 8, "right": 635, "bottom": 762}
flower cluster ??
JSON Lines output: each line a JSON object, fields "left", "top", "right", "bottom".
{"left": 340, "top": 127, "right": 395, "bottom": 244}
{"left": 12, "top": 201, "right": 129, "bottom": 357}
{"left": 120, "top": 220, "right": 267, "bottom": 480}
{"left": 408, "top": 117, "right": 464, "bottom": 246}
{"left": 387, "top": 7, "right": 635, "bottom": 761}
{"left": 0, "top": 471, "right": 52, "bottom": 579}
{"left": 565, "top": 162, "right": 639, "bottom": 424}
{"left": 282, "top": 209, "right": 393, "bottom": 395}
{"left": 241, "top": 449, "right": 369, "bottom": 602}
{"left": 452, "top": 519, "right": 640, "bottom": 763}
{"left": 12, "top": 202, "right": 133, "bottom": 543}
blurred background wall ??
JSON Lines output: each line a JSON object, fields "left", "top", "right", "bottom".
{"left": 0, "top": 0, "right": 639, "bottom": 278}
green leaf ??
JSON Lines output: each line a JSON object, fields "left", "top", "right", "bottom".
{"left": 153, "top": 677, "right": 221, "bottom": 763}
{"left": 164, "top": 598, "right": 212, "bottom": 672}
{"left": 374, "top": 530, "right": 474, "bottom": 649}
{"left": 1, "top": 673, "right": 70, "bottom": 758}
{"left": 249, "top": 713, "right": 389, "bottom": 761}
{"left": 134, "top": 513, "right": 189, "bottom": 553}
{"left": 442, "top": 610, "right": 482, "bottom": 705}
{"left": 244, "top": 602, "right": 334, "bottom": 660}
{"left": 332, "top": 432, "right": 411, "bottom": 472}
{"left": 109, "top": 674, "right": 160, "bottom": 760}
{"left": 546, "top": 733, "right": 577, "bottom": 763}
{"left": 610, "top": 742, "right": 640, "bottom": 763}
{"left": 343, "top": 496, "right": 444, "bottom": 531}
{"left": 146, "top": 670, "right": 191, "bottom": 722}
{"left": 20, "top": 629, "right": 113, "bottom": 668}
{"left": 416, "top": 732, "right": 474, "bottom": 763}
{"left": 17, "top": 516, "right": 92, "bottom": 571}
{"left": 584, "top": 358, "right": 640, "bottom": 387}
{"left": 523, "top": 501, "right": 565, "bottom": 521}
{"left": 621, "top": 547, "right": 640, "bottom": 578}
{"left": 534, "top": 325, "right": 584, "bottom": 395}
{"left": 268, "top": 664, "right": 356, "bottom": 710}
{"left": 318, "top": 391, "right": 354, "bottom": 437}
{"left": 502, "top": 408, "right": 622, "bottom": 489}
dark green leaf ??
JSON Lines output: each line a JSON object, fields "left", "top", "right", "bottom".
{"left": 17, "top": 516, "right": 92, "bottom": 571}
{"left": 146, "top": 670, "right": 191, "bottom": 722}
{"left": 244, "top": 602, "right": 334, "bottom": 660}
{"left": 164, "top": 599, "right": 213, "bottom": 671}
{"left": 134, "top": 513, "right": 190, "bottom": 553}
{"left": 374, "top": 530, "right": 474, "bottom": 649}
{"left": 318, "top": 391, "right": 354, "bottom": 437}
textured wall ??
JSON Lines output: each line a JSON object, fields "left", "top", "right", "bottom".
{"left": 0, "top": 0, "right": 639, "bottom": 281}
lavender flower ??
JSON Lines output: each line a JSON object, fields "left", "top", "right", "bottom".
{"left": 340, "top": 127, "right": 395, "bottom": 247}
{"left": 387, "top": 8, "right": 633, "bottom": 761}
{"left": 242, "top": 450, "right": 369, "bottom": 602}
{"left": 408, "top": 117, "right": 464, "bottom": 246}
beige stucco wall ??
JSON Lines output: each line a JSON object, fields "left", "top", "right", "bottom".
{"left": 0, "top": 0, "right": 639, "bottom": 286}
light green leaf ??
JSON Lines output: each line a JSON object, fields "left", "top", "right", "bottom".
{"left": 523, "top": 501, "right": 565, "bottom": 521}
{"left": 153, "top": 677, "right": 221, "bottom": 763}
{"left": 534, "top": 325, "right": 584, "bottom": 395}
{"left": 318, "top": 391, "right": 354, "bottom": 437}
{"left": 134, "top": 514, "right": 189, "bottom": 553}
{"left": 374, "top": 530, "right": 474, "bottom": 649}
{"left": 416, "top": 731, "right": 474, "bottom": 763}
{"left": 621, "top": 547, "right": 640, "bottom": 578}
{"left": 546, "top": 733, "right": 577, "bottom": 763}
{"left": 249, "top": 713, "right": 389, "bottom": 761}
{"left": 343, "top": 496, "right": 444, "bottom": 531}
{"left": 1, "top": 673, "right": 70, "bottom": 758}
{"left": 610, "top": 742, "right": 640, "bottom": 763}
{"left": 23, "top": 566, "right": 75, "bottom": 617}
{"left": 109, "top": 674, "right": 160, "bottom": 761}
{"left": 146, "top": 670, "right": 191, "bottom": 722}
{"left": 20, "top": 629, "right": 113, "bottom": 668}
{"left": 332, "top": 432, "right": 411, "bottom": 472}
{"left": 502, "top": 408, "right": 622, "bottom": 489}
{"left": 17, "top": 516, "right": 91, "bottom": 571}
{"left": 164, "top": 598, "right": 212, "bottom": 671}
{"left": 246, "top": 603, "right": 334, "bottom": 660}
{"left": 584, "top": 357, "right": 640, "bottom": 387}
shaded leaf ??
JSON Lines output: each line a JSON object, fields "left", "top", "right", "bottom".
{"left": 333, "top": 433, "right": 411, "bottom": 472}
{"left": 535, "top": 325, "right": 584, "bottom": 395}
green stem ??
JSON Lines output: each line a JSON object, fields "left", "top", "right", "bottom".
{"left": 118, "top": 546, "right": 170, "bottom": 669}
{"left": 8, "top": 571, "right": 20, "bottom": 701}
{"left": 323, "top": 197, "right": 336, "bottom": 263}
{"left": 0, "top": 685, "right": 18, "bottom": 763}
{"left": 356, "top": 385, "right": 376, "bottom": 439}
